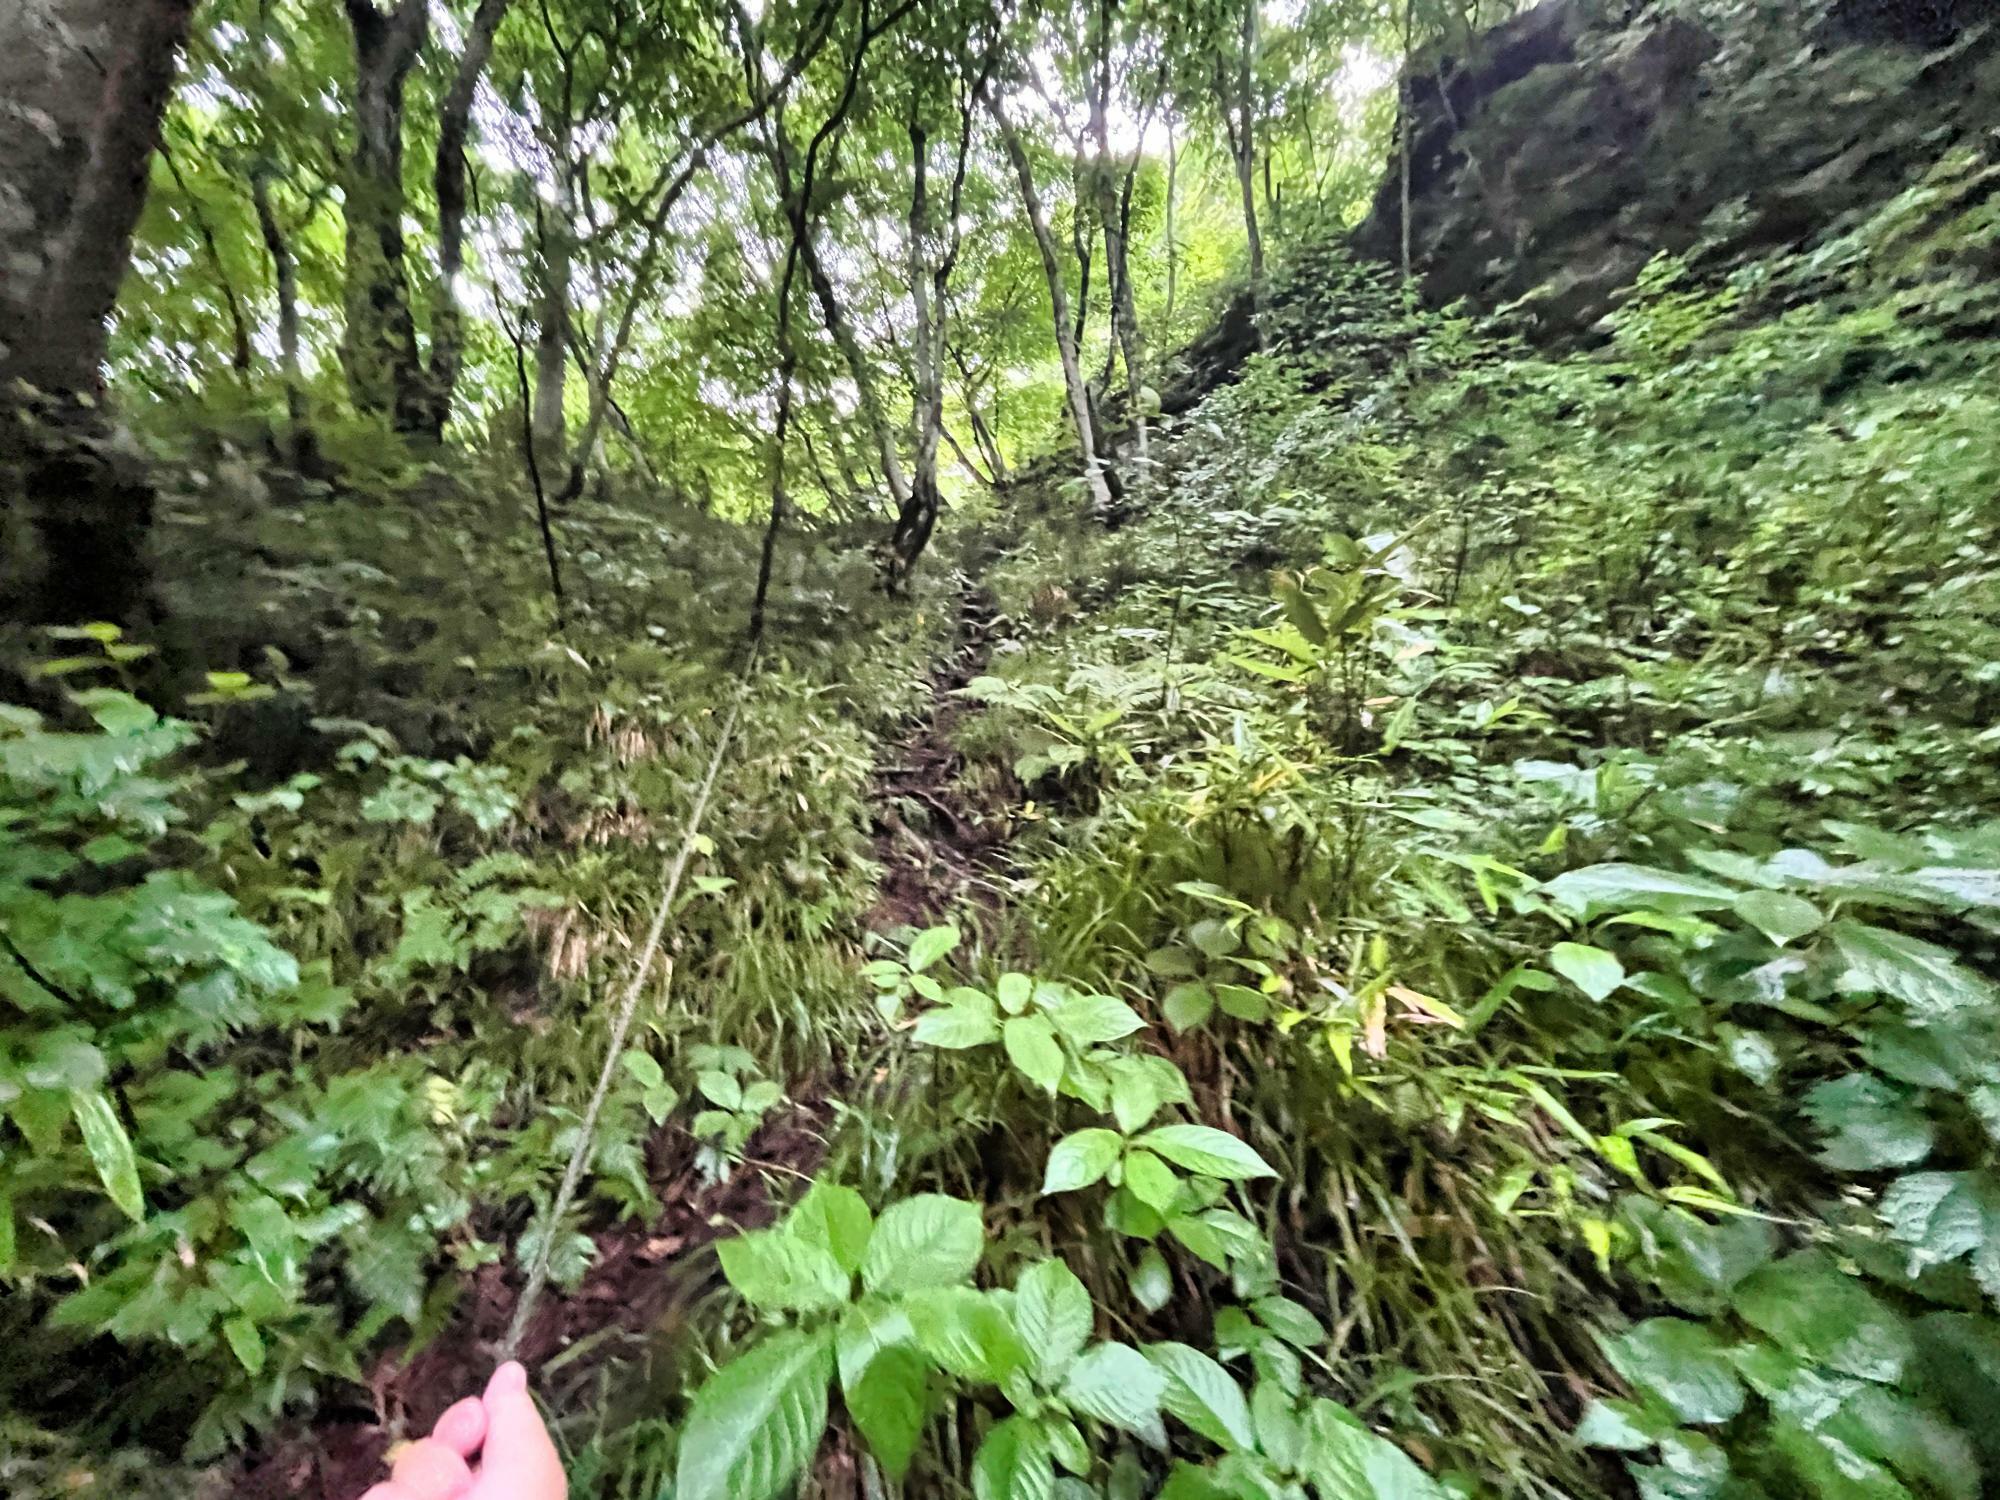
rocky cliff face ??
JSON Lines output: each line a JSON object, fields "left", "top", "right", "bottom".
{"left": 1352, "top": 0, "right": 1999, "bottom": 336}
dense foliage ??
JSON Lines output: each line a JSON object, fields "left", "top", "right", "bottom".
{"left": 3, "top": 0, "right": 1998, "bottom": 1498}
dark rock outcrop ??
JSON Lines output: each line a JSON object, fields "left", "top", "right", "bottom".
{"left": 1351, "top": 0, "right": 1999, "bottom": 337}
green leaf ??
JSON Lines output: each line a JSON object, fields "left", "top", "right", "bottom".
{"left": 1005, "top": 1015, "right": 1065, "bottom": 1095}
{"left": 1137, "top": 1125, "right": 1277, "bottom": 1180}
{"left": 847, "top": 1344, "right": 928, "bottom": 1480}
{"left": 997, "top": 973, "right": 1034, "bottom": 1013}
{"left": 1253, "top": 1297, "right": 1325, "bottom": 1351}
{"left": 70, "top": 1089, "right": 144, "bottom": 1222}
{"left": 973, "top": 1415, "right": 1054, "bottom": 1500}
{"left": 223, "top": 1314, "right": 266, "bottom": 1375}
{"left": 1107, "top": 1055, "right": 1189, "bottom": 1135}
{"left": 1830, "top": 921, "right": 1996, "bottom": 1022}
{"left": 1042, "top": 1129, "right": 1124, "bottom": 1196}
{"left": 698, "top": 1070, "right": 744, "bottom": 1110}
{"left": 914, "top": 993, "right": 1001, "bottom": 1049}
{"left": 905, "top": 1287, "right": 1029, "bottom": 1383}
{"left": 1123, "top": 1149, "right": 1181, "bottom": 1212}
{"left": 786, "top": 1182, "right": 874, "bottom": 1276}
{"left": 1542, "top": 864, "right": 1734, "bottom": 919}
{"left": 1162, "top": 983, "right": 1215, "bottom": 1033}
{"left": 717, "top": 1229, "right": 851, "bottom": 1312}
{"left": 1060, "top": 1342, "right": 1167, "bottom": 1443}
{"left": 1549, "top": 942, "right": 1626, "bottom": 1001}
{"left": 837, "top": 1300, "right": 916, "bottom": 1389}
{"left": 1048, "top": 991, "right": 1146, "bottom": 1045}
{"left": 1732, "top": 890, "right": 1823, "bottom": 945}
{"left": 860, "top": 1195, "right": 983, "bottom": 1293}
{"left": 676, "top": 1327, "right": 833, "bottom": 1500}
{"left": 1732, "top": 1251, "right": 1914, "bottom": 1383}
{"left": 1014, "top": 1258, "right": 1093, "bottom": 1385}
{"left": 1601, "top": 1318, "right": 1744, "bottom": 1425}
{"left": 1880, "top": 1172, "right": 1999, "bottom": 1292}
{"left": 1214, "top": 984, "right": 1269, "bottom": 1022}
{"left": 1803, "top": 1074, "right": 1934, "bottom": 1171}
{"left": 907, "top": 925, "right": 961, "bottom": 973}
{"left": 1148, "top": 1342, "right": 1255, "bottom": 1452}
{"left": 70, "top": 689, "right": 157, "bottom": 736}
{"left": 1129, "top": 1247, "right": 1172, "bottom": 1313}
{"left": 1575, "top": 1397, "right": 1673, "bottom": 1451}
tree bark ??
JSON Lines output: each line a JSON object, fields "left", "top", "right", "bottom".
{"left": 251, "top": 165, "right": 318, "bottom": 467}
{"left": 889, "top": 123, "right": 944, "bottom": 577}
{"left": 339, "top": 0, "right": 429, "bottom": 427}
{"left": 1234, "top": 0, "right": 1265, "bottom": 310}
{"left": 0, "top": 0, "right": 196, "bottom": 625}
{"left": 532, "top": 116, "right": 575, "bottom": 473}
{"left": 412, "top": 0, "right": 513, "bottom": 439}
{"left": 988, "top": 94, "right": 1115, "bottom": 516}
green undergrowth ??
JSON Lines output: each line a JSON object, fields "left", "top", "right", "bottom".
{"left": 9, "top": 139, "right": 2000, "bottom": 1500}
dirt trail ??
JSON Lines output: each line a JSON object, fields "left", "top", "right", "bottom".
{"left": 226, "top": 588, "right": 1012, "bottom": 1498}
{"left": 867, "top": 582, "right": 1013, "bottom": 930}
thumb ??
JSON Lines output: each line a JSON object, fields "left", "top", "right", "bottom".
{"left": 471, "top": 1362, "right": 567, "bottom": 1500}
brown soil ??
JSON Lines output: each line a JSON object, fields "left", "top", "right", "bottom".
{"left": 866, "top": 585, "right": 1015, "bottom": 930}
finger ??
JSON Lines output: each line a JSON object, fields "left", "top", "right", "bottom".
{"left": 389, "top": 1437, "right": 477, "bottom": 1500}
{"left": 475, "top": 1362, "right": 567, "bottom": 1500}
{"left": 433, "top": 1395, "right": 489, "bottom": 1458}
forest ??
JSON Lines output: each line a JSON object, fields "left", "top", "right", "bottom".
{"left": 2, "top": 0, "right": 1998, "bottom": 1496}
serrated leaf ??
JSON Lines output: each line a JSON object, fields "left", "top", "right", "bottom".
{"left": 1138, "top": 1125, "right": 1276, "bottom": 1180}
{"left": 70, "top": 1089, "right": 144, "bottom": 1222}
{"left": 1803, "top": 1074, "right": 1934, "bottom": 1171}
{"left": 860, "top": 1195, "right": 983, "bottom": 1293}
{"left": 1880, "top": 1172, "right": 1997, "bottom": 1286}
{"left": 676, "top": 1328, "right": 833, "bottom": 1500}
{"left": 1048, "top": 991, "right": 1146, "bottom": 1045}
{"left": 786, "top": 1182, "right": 874, "bottom": 1276}
{"left": 907, "top": 925, "right": 961, "bottom": 973}
{"left": 1148, "top": 1342, "right": 1254, "bottom": 1451}
{"left": 973, "top": 1414, "right": 1054, "bottom": 1500}
{"left": 1601, "top": 1318, "right": 1744, "bottom": 1425}
{"left": 718, "top": 1229, "right": 851, "bottom": 1312}
{"left": 905, "top": 1286, "right": 1029, "bottom": 1382}
{"left": 847, "top": 1344, "right": 928, "bottom": 1480}
{"left": 1005, "top": 1015, "right": 1065, "bottom": 1094}
{"left": 1042, "top": 1129, "right": 1124, "bottom": 1195}
{"left": 1732, "top": 1251, "right": 1914, "bottom": 1383}
{"left": 1014, "top": 1258, "right": 1093, "bottom": 1384}
{"left": 1060, "top": 1342, "right": 1167, "bottom": 1442}
{"left": 914, "top": 994, "right": 1001, "bottom": 1049}
{"left": 1831, "top": 921, "right": 1996, "bottom": 1022}
{"left": 1575, "top": 1397, "right": 1673, "bottom": 1451}
{"left": 1549, "top": 942, "right": 1626, "bottom": 1001}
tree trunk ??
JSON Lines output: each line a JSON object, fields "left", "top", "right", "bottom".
{"left": 532, "top": 118, "right": 575, "bottom": 473}
{"left": 1163, "top": 122, "right": 1179, "bottom": 332}
{"left": 413, "top": 0, "right": 512, "bottom": 439}
{"left": 889, "top": 123, "right": 944, "bottom": 577}
{"left": 251, "top": 165, "right": 317, "bottom": 467}
{"left": 339, "top": 0, "right": 429, "bottom": 428}
{"left": 1235, "top": 0, "right": 1265, "bottom": 309}
{"left": 0, "top": 0, "right": 196, "bottom": 625}
{"left": 989, "top": 96, "right": 1115, "bottom": 516}
{"left": 1088, "top": 1, "right": 1146, "bottom": 469}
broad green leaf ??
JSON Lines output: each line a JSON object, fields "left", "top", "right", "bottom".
{"left": 1014, "top": 1258, "right": 1093, "bottom": 1384}
{"left": 1059, "top": 1342, "right": 1167, "bottom": 1443}
{"left": 1305, "top": 1400, "right": 1449, "bottom": 1499}
{"left": 1542, "top": 864, "right": 1734, "bottom": 918}
{"left": 1880, "top": 1172, "right": 1999, "bottom": 1293}
{"left": 1108, "top": 1055, "right": 1188, "bottom": 1134}
{"left": 1129, "top": 1247, "right": 1172, "bottom": 1313}
{"left": 786, "top": 1182, "right": 874, "bottom": 1276}
{"left": 1601, "top": 1318, "right": 1744, "bottom": 1425}
{"left": 1123, "top": 1149, "right": 1181, "bottom": 1212}
{"left": 1252, "top": 1297, "right": 1325, "bottom": 1350}
{"left": 1162, "top": 983, "right": 1215, "bottom": 1033}
{"left": 905, "top": 1287, "right": 1029, "bottom": 1383}
{"left": 907, "top": 925, "right": 961, "bottom": 973}
{"left": 698, "top": 1070, "right": 743, "bottom": 1110}
{"left": 972, "top": 1415, "right": 1053, "bottom": 1500}
{"left": 1148, "top": 1342, "right": 1254, "bottom": 1451}
{"left": 997, "top": 973, "right": 1034, "bottom": 1013}
{"left": 914, "top": 995, "right": 1001, "bottom": 1049}
{"left": 1733, "top": 1251, "right": 1914, "bottom": 1383}
{"left": 1830, "top": 921, "right": 1996, "bottom": 1022}
{"left": 1137, "top": 1125, "right": 1277, "bottom": 1180}
{"left": 1048, "top": 991, "right": 1146, "bottom": 1046}
{"left": 837, "top": 1300, "right": 916, "bottom": 1389}
{"left": 223, "top": 1314, "right": 266, "bottom": 1375}
{"left": 1549, "top": 943, "right": 1626, "bottom": 1001}
{"left": 1252, "top": 1381, "right": 1302, "bottom": 1470}
{"left": 1732, "top": 889, "right": 1823, "bottom": 945}
{"left": 70, "top": 1089, "right": 144, "bottom": 1222}
{"left": 1042, "top": 1129, "right": 1124, "bottom": 1195}
{"left": 860, "top": 1195, "right": 984, "bottom": 1293}
{"left": 676, "top": 1327, "right": 833, "bottom": 1500}
{"left": 1574, "top": 1397, "right": 1674, "bottom": 1451}
{"left": 1803, "top": 1074, "right": 1933, "bottom": 1171}
{"left": 717, "top": 1229, "right": 850, "bottom": 1312}
{"left": 847, "top": 1344, "right": 928, "bottom": 1480}
{"left": 1005, "top": 1015, "right": 1065, "bottom": 1094}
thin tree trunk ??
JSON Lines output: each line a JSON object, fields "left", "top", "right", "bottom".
{"left": 251, "top": 165, "right": 314, "bottom": 462}
{"left": 988, "top": 94, "right": 1115, "bottom": 516}
{"left": 1089, "top": 1, "right": 1146, "bottom": 469}
{"left": 796, "top": 221, "right": 912, "bottom": 512}
{"left": 0, "top": 0, "right": 196, "bottom": 625}
{"left": 533, "top": 117, "right": 575, "bottom": 472}
{"left": 1235, "top": 0, "right": 1265, "bottom": 308}
{"left": 415, "top": 0, "right": 513, "bottom": 439}
{"left": 1163, "top": 121, "right": 1179, "bottom": 332}
{"left": 339, "top": 0, "right": 428, "bottom": 426}
{"left": 1400, "top": 0, "right": 1416, "bottom": 288}
{"left": 160, "top": 137, "right": 254, "bottom": 382}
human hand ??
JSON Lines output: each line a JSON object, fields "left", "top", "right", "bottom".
{"left": 360, "top": 1362, "right": 567, "bottom": 1500}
